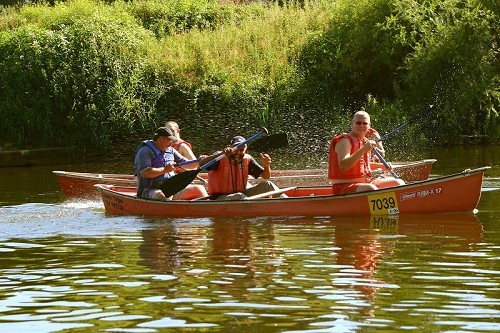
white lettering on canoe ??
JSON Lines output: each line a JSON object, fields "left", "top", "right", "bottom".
{"left": 103, "top": 193, "right": 123, "bottom": 211}
{"left": 400, "top": 187, "right": 442, "bottom": 201}
{"left": 400, "top": 192, "right": 416, "bottom": 201}
{"left": 417, "top": 187, "right": 443, "bottom": 198}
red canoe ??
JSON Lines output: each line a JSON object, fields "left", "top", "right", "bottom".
{"left": 53, "top": 159, "right": 436, "bottom": 199}
{"left": 94, "top": 166, "right": 488, "bottom": 217}
{"left": 53, "top": 172, "right": 137, "bottom": 199}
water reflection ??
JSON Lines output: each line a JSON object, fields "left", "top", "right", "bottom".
{"left": 276, "top": 214, "right": 484, "bottom": 320}
{"left": 131, "top": 213, "right": 488, "bottom": 328}
{"left": 0, "top": 210, "right": 496, "bottom": 332}
{"left": 138, "top": 219, "right": 212, "bottom": 274}
{"left": 139, "top": 222, "right": 183, "bottom": 273}
{"left": 363, "top": 213, "right": 482, "bottom": 244}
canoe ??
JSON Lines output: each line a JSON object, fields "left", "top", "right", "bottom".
{"left": 53, "top": 159, "right": 436, "bottom": 199}
{"left": 371, "top": 159, "right": 436, "bottom": 182}
{"left": 273, "top": 159, "right": 437, "bottom": 187}
{"left": 94, "top": 166, "right": 489, "bottom": 217}
{"left": 53, "top": 171, "right": 137, "bottom": 199}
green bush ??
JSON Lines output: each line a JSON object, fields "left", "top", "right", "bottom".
{"left": 126, "top": 0, "right": 233, "bottom": 38}
{"left": 0, "top": 0, "right": 157, "bottom": 149}
{"left": 0, "top": 0, "right": 498, "bottom": 153}
{"left": 296, "top": 0, "right": 499, "bottom": 144}
{"left": 400, "top": 0, "right": 499, "bottom": 143}
{"left": 297, "top": 0, "right": 404, "bottom": 105}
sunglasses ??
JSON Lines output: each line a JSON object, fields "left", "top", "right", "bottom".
{"left": 355, "top": 121, "right": 369, "bottom": 125}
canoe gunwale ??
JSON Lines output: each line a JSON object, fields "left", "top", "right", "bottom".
{"left": 53, "top": 170, "right": 137, "bottom": 181}
{"left": 52, "top": 158, "right": 437, "bottom": 183}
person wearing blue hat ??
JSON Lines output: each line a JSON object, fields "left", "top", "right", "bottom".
{"left": 205, "top": 135, "right": 283, "bottom": 200}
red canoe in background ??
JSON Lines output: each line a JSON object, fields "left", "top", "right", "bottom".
{"left": 94, "top": 167, "right": 488, "bottom": 218}
{"left": 53, "top": 159, "right": 436, "bottom": 199}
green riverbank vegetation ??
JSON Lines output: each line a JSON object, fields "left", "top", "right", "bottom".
{"left": 0, "top": 0, "right": 498, "bottom": 158}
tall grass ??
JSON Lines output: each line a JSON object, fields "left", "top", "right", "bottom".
{"left": 0, "top": 0, "right": 498, "bottom": 155}
{"left": 142, "top": 2, "right": 331, "bottom": 150}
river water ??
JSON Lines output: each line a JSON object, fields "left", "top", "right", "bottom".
{"left": 0, "top": 145, "right": 499, "bottom": 332}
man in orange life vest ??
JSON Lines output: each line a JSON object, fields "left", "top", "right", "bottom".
{"left": 206, "top": 135, "right": 283, "bottom": 200}
{"left": 328, "top": 111, "right": 405, "bottom": 195}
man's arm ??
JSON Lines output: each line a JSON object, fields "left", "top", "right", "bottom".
{"left": 248, "top": 154, "right": 270, "bottom": 180}
{"left": 197, "top": 151, "right": 223, "bottom": 171}
{"left": 178, "top": 143, "right": 197, "bottom": 160}
{"left": 368, "top": 132, "right": 385, "bottom": 157}
{"left": 140, "top": 165, "right": 176, "bottom": 178}
{"left": 137, "top": 148, "right": 176, "bottom": 178}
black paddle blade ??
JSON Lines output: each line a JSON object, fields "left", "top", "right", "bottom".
{"left": 250, "top": 132, "right": 289, "bottom": 151}
{"left": 159, "top": 169, "right": 200, "bottom": 197}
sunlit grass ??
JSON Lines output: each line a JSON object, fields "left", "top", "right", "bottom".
{"left": 149, "top": 4, "right": 331, "bottom": 87}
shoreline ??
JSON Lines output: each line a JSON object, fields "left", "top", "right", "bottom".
{"left": 0, "top": 147, "right": 72, "bottom": 167}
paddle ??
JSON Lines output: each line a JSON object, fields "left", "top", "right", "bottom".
{"left": 377, "top": 105, "right": 435, "bottom": 142}
{"left": 176, "top": 158, "right": 208, "bottom": 183}
{"left": 243, "top": 186, "right": 296, "bottom": 200}
{"left": 160, "top": 128, "right": 269, "bottom": 197}
{"left": 371, "top": 105, "right": 435, "bottom": 179}
{"left": 177, "top": 158, "right": 200, "bottom": 167}
{"left": 250, "top": 132, "right": 289, "bottom": 151}
{"left": 373, "top": 147, "right": 400, "bottom": 179}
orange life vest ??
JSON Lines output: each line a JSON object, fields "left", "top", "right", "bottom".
{"left": 171, "top": 139, "right": 194, "bottom": 173}
{"left": 328, "top": 133, "right": 372, "bottom": 180}
{"left": 208, "top": 155, "right": 251, "bottom": 195}
{"left": 171, "top": 139, "right": 192, "bottom": 151}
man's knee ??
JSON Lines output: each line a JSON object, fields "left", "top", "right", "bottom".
{"left": 356, "top": 184, "right": 378, "bottom": 192}
{"left": 262, "top": 180, "right": 279, "bottom": 191}
{"left": 174, "top": 185, "right": 208, "bottom": 200}
{"left": 375, "top": 178, "right": 405, "bottom": 189}
{"left": 150, "top": 189, "right": 171, "bottom": 201}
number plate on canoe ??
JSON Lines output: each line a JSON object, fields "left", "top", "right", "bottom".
{"left": 368, "top": 192, "right": 399, "bottom": 215}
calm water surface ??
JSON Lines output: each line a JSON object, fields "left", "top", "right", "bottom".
{"left": 0, "top": 145, "right": 499, "bottom": 332}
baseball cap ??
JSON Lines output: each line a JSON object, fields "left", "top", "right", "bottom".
{"left": 154, "top": 127, "right": 177, "bottom": 141}
{"left": 230, "top": 135, "right": 246, "bottom": 147}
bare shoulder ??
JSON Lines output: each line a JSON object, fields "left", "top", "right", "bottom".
{"left": 335, "top": 136, "right": 351, "bottom": 153}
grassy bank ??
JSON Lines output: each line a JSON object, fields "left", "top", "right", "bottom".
{"left": 0, "top": 0, "right": 498, "bottom": 158}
